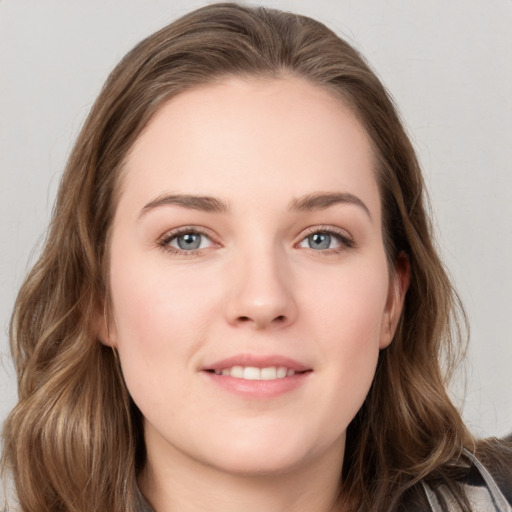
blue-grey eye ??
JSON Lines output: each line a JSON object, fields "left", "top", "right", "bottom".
{"left": 299, "top": 231, "right": 345, "bottom": 251}
{"left": 177, "top": 233, "right": 201, "bottom": 250}
{"left": 307, "top": 233, "right": 331, "bottom": 250}
{"left": 168, "top": 232, "right": 211, "bottom": 251}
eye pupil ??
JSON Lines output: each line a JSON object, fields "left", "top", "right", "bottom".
{"left": 309, "top": 233, "right": 331, "bottom": 250}
{"left": 177, "top": 233, "right": 201, "bottom": 250}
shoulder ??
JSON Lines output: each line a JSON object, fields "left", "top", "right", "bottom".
{"left": 135, "top": 485, "right": 155, "bottom": 512}
{"left": 400, "top": 435, "right": 512, "bottom": 512}
{"left": 474, "top": 435, "right": 512, "bottom": 505}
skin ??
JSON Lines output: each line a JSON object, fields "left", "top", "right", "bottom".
{"left": 99, "top": 76, "right": 408, "bottom": 512}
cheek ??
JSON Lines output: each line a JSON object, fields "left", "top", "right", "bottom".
{"left": 305, "top": 257, "right": 389, "bottom": 348}
{"left": 301, "top": 258, "right": 389, "bottom": 413}
{"left": 109, "top": 242, "right": 220, "bottom": 342}
{"left": 106, "top": 246, "right": 223, "bottom": 399}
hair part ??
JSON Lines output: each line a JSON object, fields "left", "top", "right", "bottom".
{"left": 2, "top": 3, "right": 475, "bottom": 511}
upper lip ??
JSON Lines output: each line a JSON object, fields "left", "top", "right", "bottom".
{"left": 203, "top": 354, "right": 311, "bottom": 372}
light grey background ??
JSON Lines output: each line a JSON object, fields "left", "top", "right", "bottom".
{"left": 1, "top": 0, "right": 511, "bottom": 439}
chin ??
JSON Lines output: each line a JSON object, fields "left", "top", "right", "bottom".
{"left": 209, "top": 447, "right": 310, "bottom": 477}
{"left": 198, "top": 428, "right": 335, "bottom": 477}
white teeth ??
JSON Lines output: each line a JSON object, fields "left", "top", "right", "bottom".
{"left": 277, "top": 366, "right": 287, "bottom": 378}
{"left": 243, "top": 367, "right": 261, "bottom": 380}
{"left": 212, "top": 365, "right": 301, "bottom": 380}
{"left": 260, "top": 367, "right": 277, "bottom": 380}
{"left": 230, "top": 366, "right": 244, "bottom": 378}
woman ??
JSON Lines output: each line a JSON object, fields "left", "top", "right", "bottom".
{"left": 2, "top": 3, "right": 511, "bottom": 511}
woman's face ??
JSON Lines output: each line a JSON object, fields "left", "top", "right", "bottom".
{"left": 102, "top": 76, "right": 407, "bottom": 477}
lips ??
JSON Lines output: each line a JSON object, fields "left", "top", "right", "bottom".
{"left": 210, "top": 366, "right": 298, "bottom": 380}
{"left": 204, "top": 354, "right": 310, "bottom": 373}
{"left": 202, "top": 354, "right": 312, "bottom": 398}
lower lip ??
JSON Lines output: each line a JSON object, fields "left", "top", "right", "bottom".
{"left": 203, "top": 371, "right": 311, "bottom": 399}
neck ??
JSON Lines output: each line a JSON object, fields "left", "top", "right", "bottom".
{"left": 138, "top": 434, "right": 345, "bottom": 512}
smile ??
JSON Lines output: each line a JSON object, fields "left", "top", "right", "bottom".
{"left": 202, "top": 355, "right": 312, "bottom": 398}
{"left": 209, "top": 366, "right": 300, "bottom": 380}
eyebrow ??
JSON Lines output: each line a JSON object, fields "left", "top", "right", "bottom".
{"left": 140, "top": 194, "right": 228, "bottom": 217}
{"left": 139, "top": 191, "right": 371, "bottom": 220}
{"left": 289, "top": 192, "right": 372, "bottom": 220}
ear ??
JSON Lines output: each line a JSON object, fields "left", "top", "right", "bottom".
{"left": 94, "top": 298, "right": 118, "bottom": 348}
{"left": 380, "top": 252, "right": 410, "bottom": 349}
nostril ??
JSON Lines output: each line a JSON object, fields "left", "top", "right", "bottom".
{"left": 236, "top": 314, "right": 286, "bottom": 325}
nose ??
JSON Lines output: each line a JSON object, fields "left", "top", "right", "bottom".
{"left": 224, "top": 246, "right": 297, "bottom": 330}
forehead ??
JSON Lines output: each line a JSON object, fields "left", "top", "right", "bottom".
{"left": 119, "top": 75, "right": 380, "bottom": 219}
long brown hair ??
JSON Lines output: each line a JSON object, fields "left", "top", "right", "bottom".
{"left": 2, "top": 3, "right": 476, "bottom": 511}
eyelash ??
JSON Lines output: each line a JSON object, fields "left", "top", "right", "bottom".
{"left": 157, "top": 227, "right": 215, "bottom": 256}
{"left": 157, "top": 225, "right": 355, "bottom": 256}
{"left": 297, "top": 225, "right": 355, "bottom": 254}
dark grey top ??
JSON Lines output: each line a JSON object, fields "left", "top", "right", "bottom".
{"left": 135, "top": 451, "right": 512, "bottom": 512}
